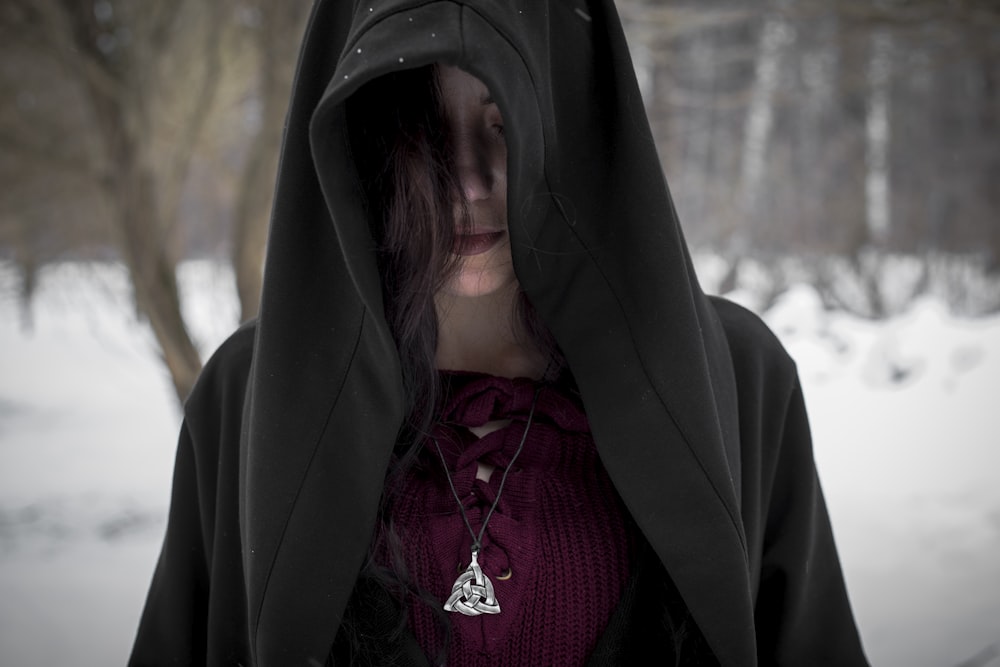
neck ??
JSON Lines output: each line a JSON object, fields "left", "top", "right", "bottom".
{"left": 434, "top": 284, "right": 548, "bottom": 380}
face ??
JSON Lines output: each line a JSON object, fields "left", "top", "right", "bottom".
{"left": 436, "top": 64, "right": 515, "bottom": 299}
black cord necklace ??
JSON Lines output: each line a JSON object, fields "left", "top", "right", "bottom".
{"left": 431, "top": 384, "right": 542, "bottom": 617}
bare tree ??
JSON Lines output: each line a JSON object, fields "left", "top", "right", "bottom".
{"left": 0, "top": 0, "right": 230, "bottom": 401}
{"left": 617, "top": 0, "right": 1000, "bottom": 314}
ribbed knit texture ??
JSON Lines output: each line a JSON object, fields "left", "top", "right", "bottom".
{"left": 390, "top": 372, "right": 633, "bottom": 666}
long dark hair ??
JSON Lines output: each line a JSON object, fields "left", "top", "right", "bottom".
{"left": 348, "top": 65, "right": 563, "bottom": 443}
{"left": 341, "top": 65, "right": 563, "bottom": 661}
{"left": 348, "top": 65, "right": 460, "bottom": 441}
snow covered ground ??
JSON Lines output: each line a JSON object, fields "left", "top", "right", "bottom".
{"left": 0, "top": 259, "right": 998, "bottom": 666}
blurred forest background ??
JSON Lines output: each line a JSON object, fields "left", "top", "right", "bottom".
{"left": 0, "top": 0, "right": 998, "bottom": 404}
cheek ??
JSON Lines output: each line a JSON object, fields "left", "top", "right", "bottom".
{"left": 496, "top": 162, "right": 508, "bottom": 200}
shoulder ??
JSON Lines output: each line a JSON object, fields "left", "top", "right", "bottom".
{"left": 171, "top": 321, "right": 257, "bottom": 511}
{"left": 183, "top": 320, "right": 257, "bottom": 430}
{"left": 708, "top": 295, "right": 796, "bottom": 386}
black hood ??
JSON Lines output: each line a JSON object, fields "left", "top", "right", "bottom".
{"left": 241, "top": 0, "right": 749, "bottom": 663}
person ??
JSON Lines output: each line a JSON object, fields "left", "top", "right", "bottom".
{"left": 130, "top": 1, "right": 870, "bottom": 665}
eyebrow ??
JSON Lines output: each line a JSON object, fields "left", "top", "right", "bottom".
{"left": 481, "top": 94, "right": 496, "bottom": 106}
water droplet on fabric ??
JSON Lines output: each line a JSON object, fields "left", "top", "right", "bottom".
{"left": 399, "top": 57, "right": 405, "bottom": 63}
{"left": 356, "top": 48, "right": 362, "bottom": 54}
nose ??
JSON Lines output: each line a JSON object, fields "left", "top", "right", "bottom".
{"left": 455, "top": 134, "right": 495, "bottom": 202}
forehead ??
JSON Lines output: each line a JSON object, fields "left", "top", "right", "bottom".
{"left": 437, "top": 64, "right": 493, "bottom": 106}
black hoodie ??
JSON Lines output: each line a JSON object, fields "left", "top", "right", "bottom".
{"left": 130, "top": 1, "right": 869, "bottom": 665}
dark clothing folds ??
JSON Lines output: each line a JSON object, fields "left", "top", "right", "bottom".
{"left": 130, "top": 0, "right": 869, "bottom": 665}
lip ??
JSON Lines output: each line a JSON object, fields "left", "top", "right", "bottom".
{"left": 453, "top": 230, "right": 506, "bottom": 256}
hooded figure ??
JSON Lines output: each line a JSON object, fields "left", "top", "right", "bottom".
{"left": 130, "top": 1, "right": 869, "bottom": 665}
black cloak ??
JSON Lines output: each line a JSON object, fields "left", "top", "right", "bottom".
{"left": 130, "top": 0, "right": 870, "bottom": 665}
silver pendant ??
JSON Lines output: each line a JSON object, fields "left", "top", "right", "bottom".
{"left": 443, "top": 550, "right": 500, "bottom": 616}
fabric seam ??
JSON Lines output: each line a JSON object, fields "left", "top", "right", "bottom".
{"left": 251, "top": 304, "right": 368, "bottom": 652}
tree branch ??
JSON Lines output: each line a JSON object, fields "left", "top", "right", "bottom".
{"left": 4, "top": 0, "right": 124, "bottom": 104}
{"left": 160, "top": 1, "right": 228, "bottom": 237}
{"left": 0, "top": 129, "right": 95, "bottom": 175}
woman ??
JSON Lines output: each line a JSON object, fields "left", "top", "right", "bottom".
{"left": 130, "top": 1, "right": 870, "bottom": 665}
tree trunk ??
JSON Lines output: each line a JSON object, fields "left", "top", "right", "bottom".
{"left": 865, "top": 29, "right": 892, "bottom": 246}
{"left": 739, "top": 8, "right": 790, "bottom": 229}
{"left": 113, "top": 129, "right": 203, "bottom": 401}
{"left": 89, "top": 81, "right": 203, "bottom": 403}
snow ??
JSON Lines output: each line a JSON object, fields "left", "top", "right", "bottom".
{"left": 741, "top": 284, "right": 1000, "bottom": 667}
{"left": 1, "top": 260, "right": 998, "bottom": 666}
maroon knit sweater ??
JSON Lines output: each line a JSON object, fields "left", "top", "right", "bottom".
{"left": 389, "top": 372, "right": 633, "bottom": 666}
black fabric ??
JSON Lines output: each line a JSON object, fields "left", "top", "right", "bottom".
{"left": 585, "top": 539, "right": 716, "bottom": 667}
{"left": 327, "top": 577, "right": 429, "bottom": 667}
{"left": 130, "top": 1, "right": 870, "bottom": 665}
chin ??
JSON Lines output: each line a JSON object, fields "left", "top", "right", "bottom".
{"left": 442, "top": 267, "right": 518, "bottom": 299}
